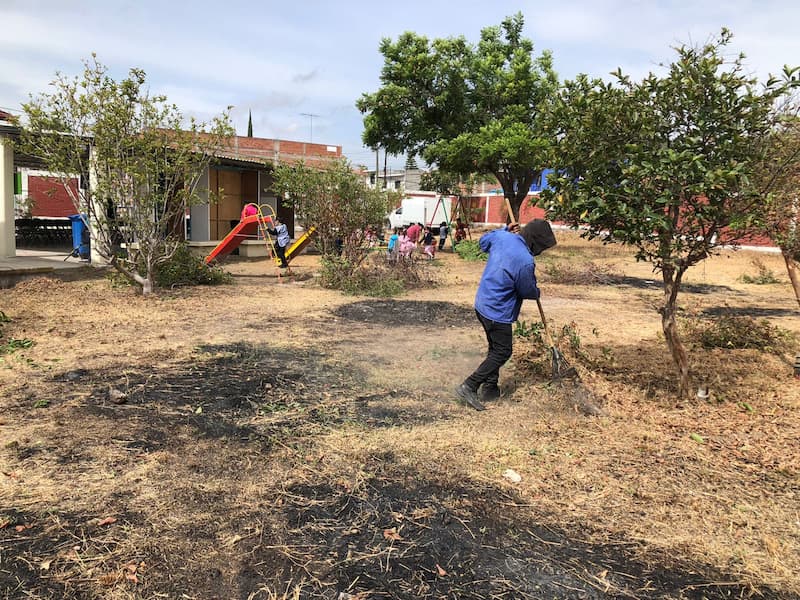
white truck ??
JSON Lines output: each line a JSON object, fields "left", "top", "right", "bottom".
{"left": 385, "top": 194, "right": 454, "bottom": 231}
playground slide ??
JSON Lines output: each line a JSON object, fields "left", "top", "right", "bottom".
{"left": 204, "top": 215, "right": 269, "bottom": 264}
{"left": 283, "top": 226, "right": 317, "bottom": 264}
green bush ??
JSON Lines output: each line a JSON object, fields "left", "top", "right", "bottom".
{"left": 542, "top": 260, "right": 623, "bottom": 285}
{"left": 154, "top": 244, "right": 232, "bottom": 288}
{"left": 454, "top": 240, "right": 487, "bottom": 261}
{"left": 739, "top": 259, "right": 781, "bottom": 284}
{"left": 319, "top": 253, "right": 435, "bottom": 297}
{"left": 109, "top": 243, "right": 232, "bottom": 289}
{"left": 684, "top": 314, "right": 794, "bottom": 353}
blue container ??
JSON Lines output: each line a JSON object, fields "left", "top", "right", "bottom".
{"left": 68, "top": 214, "right": 90, "bottom": 260}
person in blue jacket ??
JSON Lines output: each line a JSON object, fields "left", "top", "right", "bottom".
{"left": 266, "top": 215, "right": 291, "bottom": 268}
{"left": 455, "top": 219, "right": 555, "bottom": 411}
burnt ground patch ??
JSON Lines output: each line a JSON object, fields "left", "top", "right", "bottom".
{"left": 3, "top": 467, "right": 794, "bottom": 600}
{"left": 0, "top": 508, "right": 142, "bottom": 600}
{"left": 198, "top": 460, "right": 791, "bottom": 600}
{"left": 333, "top": 299, "right": 475, "bottom": 327}
{"left": 13, "top": 342, "right": 447, "bottom": 456}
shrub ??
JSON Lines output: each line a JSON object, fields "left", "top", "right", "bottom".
{"left": 512, "top": 319, "right": 610, "bottom": 378}
{"left": 154, "top": 244, "right": 232, "bottom": 288}
{"left": 542, "top": 261, "right": 624, "bottom": 285}
{"left": 684, "top": 314, "right": 794, "bottom": 353}
{"left": 108, "top": 243, "right": 232, "bottom": 289}
{"left": 739, "top": 258, "right": 781, "bottom": 284}
{"left": 454, "top": 240, "right": 487, "bottom": 261}
{"left": 319, "top": 253, "right": 436, "bottom": 297}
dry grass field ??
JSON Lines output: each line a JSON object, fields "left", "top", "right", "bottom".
{"left": 1, "top": 231, "right": 798, "bottom": 599}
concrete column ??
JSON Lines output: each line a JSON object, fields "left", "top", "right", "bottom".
{"left": 189, "top": 167, "right": 210, "bottom": 241}
{"left": 87, "top": 145, "right": 108, "bottom": 265}
{"left": 0, "top": 136, "right": 15, "bottom": 258}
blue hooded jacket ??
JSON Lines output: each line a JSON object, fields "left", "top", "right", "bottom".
{"left": 474, "top": 227, "right": 540, "bottom": 323}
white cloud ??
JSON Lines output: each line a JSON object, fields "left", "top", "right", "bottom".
{"left": 2, "top": 0, "right": 799, "bottom": 170}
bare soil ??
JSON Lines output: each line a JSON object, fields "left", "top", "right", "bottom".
{"left": 1, "top": 233, "right": 799, "bottom": 600}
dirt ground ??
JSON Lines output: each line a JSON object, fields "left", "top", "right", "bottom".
{"left": 1, "top": 232, "right": 799, "bottom": 600}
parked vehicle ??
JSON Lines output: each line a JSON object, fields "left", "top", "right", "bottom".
{"left": 385, "top": 195, "right": 453, "bottom": 231}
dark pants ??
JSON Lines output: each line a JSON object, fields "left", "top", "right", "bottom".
{"left": 276, "top": 244, "right": 288, "bottom": 267}
{"left": 464, "top": 311, "right": 513, "bottom": 391}
{"left": 438, "top": 238, "right": 446, "bottom": 250}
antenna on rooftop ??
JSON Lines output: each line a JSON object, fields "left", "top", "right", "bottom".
{"left": 300, "top": 112, "right": 320, "bottom": 143}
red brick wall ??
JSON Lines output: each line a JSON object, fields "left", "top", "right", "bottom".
{"left": 477, "top": 194, "right": 547, "bottom": 224}
{"left": 225, "top": 136, "right": 342, "bottom": 165}
{"left": 29, "top": 176, "right": 78, "bottom": 217}
{"left": 473, "top": 194, "right": 776, "bottom": 248}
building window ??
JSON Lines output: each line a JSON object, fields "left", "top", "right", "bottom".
{"left": 394, "top": 180, "right": 401, "bottom": 190}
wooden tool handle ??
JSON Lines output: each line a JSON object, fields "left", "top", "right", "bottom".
{"left": 536, "top": 297, "right": 556, "bottom": 347}
{"left": 504, "top": 198, "right": 516, "bottom": 225}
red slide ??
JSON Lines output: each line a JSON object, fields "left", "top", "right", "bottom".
{"left": 204, "top": 215, "right": 270, "bottom": 264}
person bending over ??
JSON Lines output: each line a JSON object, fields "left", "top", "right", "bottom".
{"left": 455, "top": 220, "right": 555, "bottom": 410}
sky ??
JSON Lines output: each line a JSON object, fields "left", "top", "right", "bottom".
{"left": 1, "top": 0, "right": 798, "bottom": 170}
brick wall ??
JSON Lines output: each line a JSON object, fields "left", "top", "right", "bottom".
{"left": 29, "top": 176, "right": 78, "bottom": 217}
{"left": 473, "top": 194, "right": 777, "bottom": 248}
{"left": 223, "top": 136, "right": 342, "bottom": 165}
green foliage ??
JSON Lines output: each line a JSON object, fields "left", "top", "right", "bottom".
{"left": 17, "top": 55, "right": 234, "bottom": 295}
{"left": 542, "top": 30, "right": 793, "bottom": 268}
{"left": 0, "top": 311, "right": 34, "bottom": 356}
{"left": 454, "top": 240, "right": 487, "bottom": 261}
{"left": 683, "top": 314, "right": 794, "bottom": 353}
{"left": 513, "top": 320, "right": 544, "bottom": 342}
{"left": 419, "top": 170, "right": 486, "bottom": 198}
{"left": 318, "top": 253, "right": 435, "bottom": 297}
{"left": 539, "top": 29, "right": 798, "bottom": 395}
{"left": 513, "top": 320, "right": 608, "bottom": 379}
{"left": 1, "top": 338, "right": 35, "bottom": 354}
{"left": 357, "top": 13, "right": 558, "bottom": 220}
{"left": 273, "top": 158, "right": 396, "bottom": 262}
{"left": 153, "top": 244, "right": 232, "bottom": 288}
{"left": 109, "top": 243, "right": 232, "bottom": 289}
{"left": 542, "top": 261, "right": 623, "bottom": 285}
{"left": 739, "top": 259, "right": 781, "bottom": 284}
{"left": 749, "top": 112, "right": 800, "bottom": 306}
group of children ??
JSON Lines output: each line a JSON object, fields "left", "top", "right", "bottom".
{"left": 386, "top": 221, "right": 455, "bottom": 262}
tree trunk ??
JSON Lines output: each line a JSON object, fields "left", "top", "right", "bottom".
{"left": 660, "top": 268, "right": 691, "bottom": 398}
{"left": 782, "top": 249, "right": 800, "bottom": 309}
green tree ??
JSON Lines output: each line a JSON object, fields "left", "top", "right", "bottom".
{"left": 18, "top": 56, "right": 233, "bottom": 295}
{"left": 540, "top": 30, "right": 797, "bottom": 397}
{"left": 357, "top": 13, "right": 557, "bottom": 222}
{"left": 753, "top": 111, "right": 800, "bottom": 307}
{"left": 272, "top": 158, "right": 398, "bottom": 264}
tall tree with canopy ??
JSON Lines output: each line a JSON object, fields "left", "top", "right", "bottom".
{"left": 18, "top": 56, "right": 233, "bottom": 295}
{"left": 753, "top": 109, "right": 800, "bottom": 307}
{"left": 540, "top": 30, "right": 798, "bottom": 397}
{"left": 357, "top": 13, "right": 558, "bottom": 222}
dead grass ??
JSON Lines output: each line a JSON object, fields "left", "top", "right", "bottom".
{"left": 1, "top": 231, "right": 799, "bottom": 599}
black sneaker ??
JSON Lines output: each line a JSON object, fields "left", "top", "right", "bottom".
{"left": 455, "top": 383, "right": 486, "bottom": 411}
{"left": 479, "top": 383, "right": 501, "bottom": 402}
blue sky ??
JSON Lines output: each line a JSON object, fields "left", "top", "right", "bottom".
{"left": 1, "top": 0, "right": 798, "bottom": 169}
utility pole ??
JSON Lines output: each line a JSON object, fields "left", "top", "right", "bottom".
{"left": 375, "top": 146, "right": 380, "bottom": 189}
{"left": 300, "top": 112, "right": 320, "bottom": 143}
